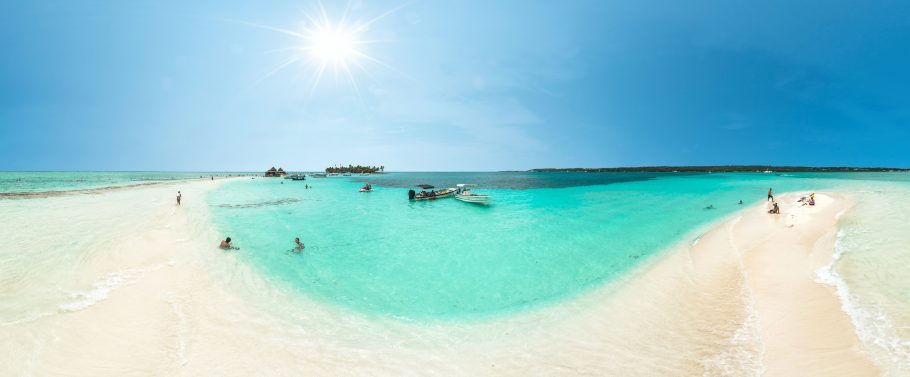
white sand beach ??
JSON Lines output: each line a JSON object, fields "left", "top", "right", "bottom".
{"left": 0, "top": 182, "right": 883, "bottom": 376}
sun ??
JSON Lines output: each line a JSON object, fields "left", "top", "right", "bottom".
{"left": 309, "top": 28, "right": 356, "bottom": 62}
{"left": 244, "top": 2, "right": 407, "bottom": 96}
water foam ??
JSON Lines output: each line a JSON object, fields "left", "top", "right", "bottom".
{"left": 815, "top": 228, "right": 910, "bottom": 374}
{"left": 701, "top": 281, "right": 766, "bottom": 377}
{"left": 701, "top": 216, "right": 765, "bottom": 377}
{"left": 58, "top": 264, "right": 164, "bottom": 313}
{"left": 167, "top": 297, "right": 189, "bottom": 366}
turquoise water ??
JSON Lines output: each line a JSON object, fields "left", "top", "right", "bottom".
{"left": 206, "top": 172, "right": 864, "bottom": 320}
{"left": 0, "top": 171, "right": 247, "bottom": 194}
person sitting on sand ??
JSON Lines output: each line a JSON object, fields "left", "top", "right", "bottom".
{"left": 808, "top": 193, "right": 816, "bottom": 206}
{"left": 768, "top": 202, "right": 780, "bottom": 214}
{"left": 294, "top": 237, "right": 305, "bottom": 251}
{"left": 219, "top": 237, "right": 232, "bottom": 249}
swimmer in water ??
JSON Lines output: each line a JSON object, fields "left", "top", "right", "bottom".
{"left": 294, "top": 237, "right": 305, "bottom": 251}
{"left": 705, "top": 204, "right": 715, "bottom": 210}
{"left": 219, "top": 237, "right": 232, "bottom": 250}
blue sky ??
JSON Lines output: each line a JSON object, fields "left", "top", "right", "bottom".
{"left": 1, "top": 0, "right": 908, "bottom": 171}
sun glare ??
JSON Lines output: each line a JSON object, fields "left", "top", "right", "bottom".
{"left": 246, "top": 2, "right": 407, "bottom": 96}
{"left": 310, "top": 28, "right": 356, "bottom": 62}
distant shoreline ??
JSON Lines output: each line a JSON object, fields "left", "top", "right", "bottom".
{"left": 529, "top": 166, "right": 909, "bottom": 173}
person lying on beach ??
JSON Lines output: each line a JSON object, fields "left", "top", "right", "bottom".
{"left": 797, "top": 193, "right": 817, "bottom": 206}
{"left": 219, "top": 237, "right": 233, "bottom": 249}
{"left": 294, "top": 237, "right": 305, "bottom": 251}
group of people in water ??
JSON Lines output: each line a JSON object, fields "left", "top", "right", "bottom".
{"left": 219, "top": 236, "right": 305, "bottom": 252}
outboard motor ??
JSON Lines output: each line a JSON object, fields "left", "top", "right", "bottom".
{"left": 408, "top": 189, "right": 416, "bottom": 200}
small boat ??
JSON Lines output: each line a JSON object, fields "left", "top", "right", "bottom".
{"left": 311, "top": 173, "right": 327, "bottom": 178}
{"left": 285, "top": 174, "right": 306, "bottom": 181}
{"left": 328, "top": 173, "right": 339, "bottom": 177}
{"left": 360, "top": 183, "right": 373, "bottom": 192}
{"left": 408, "top": 184, "right": 455, "bottom": 201}
{"left": 342, "top": 173, "right": 352, "bottom": 176}
{"left": 455, "top": 184, "right": 490, "bottom": 204}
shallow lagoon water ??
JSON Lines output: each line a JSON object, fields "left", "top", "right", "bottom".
{"left": 0, "top": 171, "right": 244, "bottom": 194}
{"left": 207, "top": 172, "right": 848, "bottom": 320}
{"left": 2, "top": 171, "right": 910, "bottom": 375}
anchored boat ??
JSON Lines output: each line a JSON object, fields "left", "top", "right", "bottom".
{"left": 408, "top": 184, "right": 455, "bottom": 201}
{"left": 284, "top": 174, "right": 306, "bottom": 181}
{"left": 454, "top": 184, "right": 490, "bottom": 204}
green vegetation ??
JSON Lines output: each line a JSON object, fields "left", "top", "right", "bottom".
{"left": 529, "top": 166, "right": 909, "bottom": 173}
{"left": 325, "top": 165, "right": 385, "bottom": 174}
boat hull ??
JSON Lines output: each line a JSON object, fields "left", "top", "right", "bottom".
{"left": 455, "top": 194, "right": 489, "bottom": 204}
{"left": 411, "top": 188, "right": 455, "bottom": 201}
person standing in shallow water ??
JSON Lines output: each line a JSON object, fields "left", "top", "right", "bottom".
{"left": 767, "top": 188, "right": 774, "bottom": 202}
{"left": 177, "top": 191, "right": 182, "bottom": 205}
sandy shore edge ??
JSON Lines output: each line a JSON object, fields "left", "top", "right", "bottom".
{"left": 0, "top": 181, "right": 882, "bottom": 376}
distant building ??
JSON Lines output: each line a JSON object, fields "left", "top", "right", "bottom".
{"left": 264, "top": 167, "right": 288, "bottom": 177}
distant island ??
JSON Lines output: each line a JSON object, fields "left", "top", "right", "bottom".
{"left": 326, "top": 165, "right": 385, "bottom": 174}
{"left": 529, "top": 166, "right": 909, "bottom": 173}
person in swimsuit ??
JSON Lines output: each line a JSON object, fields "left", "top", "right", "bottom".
{"left": 219, "top": 237, "right": 232, "bottom": 249}
{"left": 768, "top": 202, "right": 780, "bottom": 214}
{"left": 767, "top": 188, "right": 774, "bottom": 202}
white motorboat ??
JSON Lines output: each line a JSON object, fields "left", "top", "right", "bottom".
{"left": 454, "top": 184, "right": 490, "bottom": 204}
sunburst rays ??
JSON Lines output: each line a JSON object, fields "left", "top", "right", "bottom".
{"left": 243, "top": 1, "right": 409, "bottom": 97}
